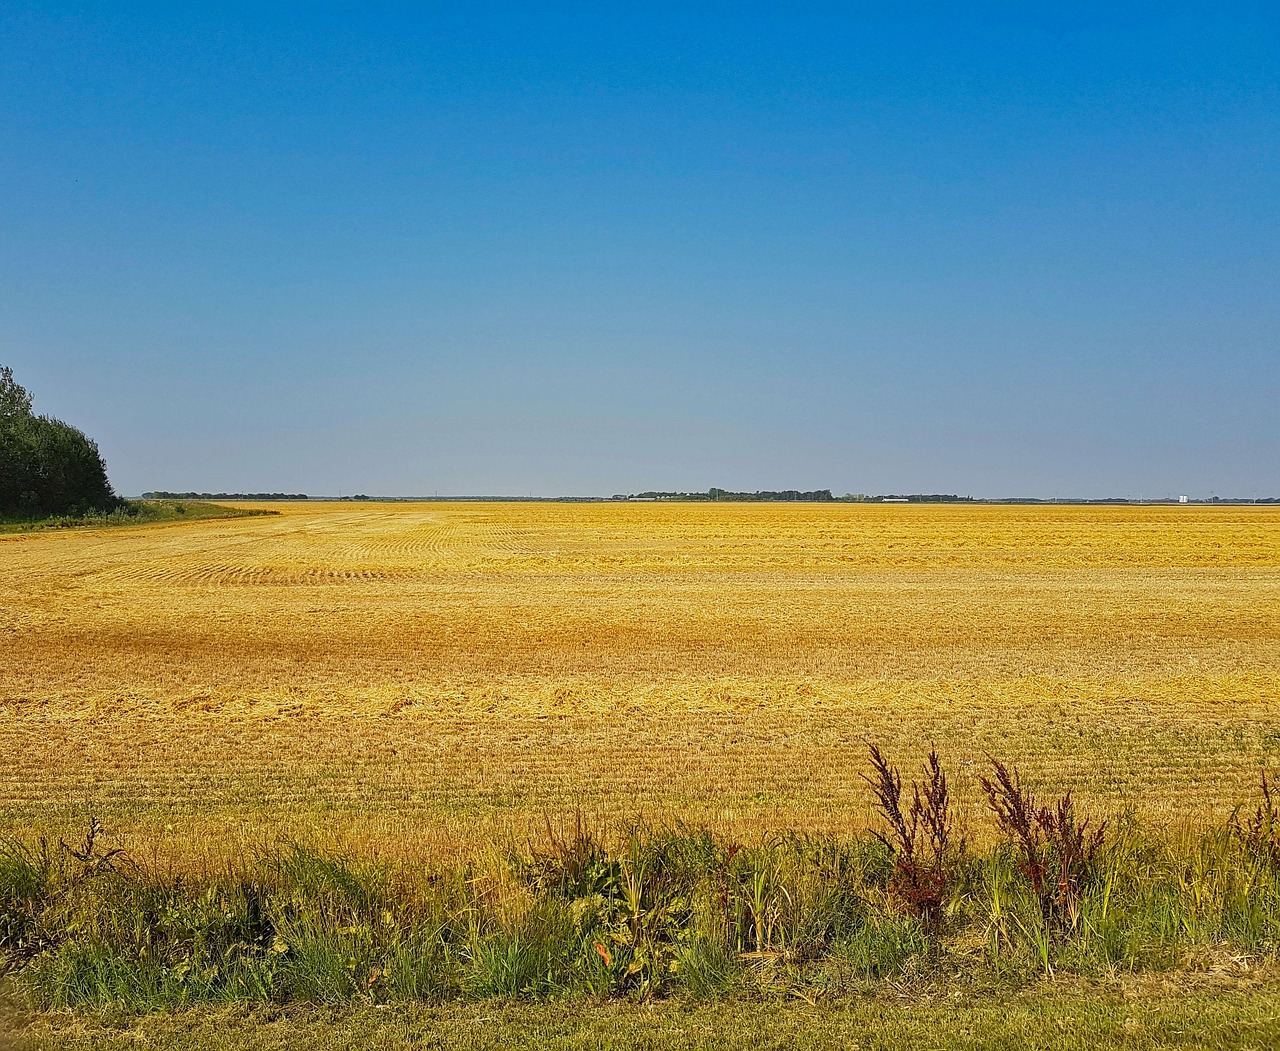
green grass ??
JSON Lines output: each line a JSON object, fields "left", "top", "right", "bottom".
{"left": 3, "top": 813, "right": 1279, "bottom": 1012}
{"left": 5, "top": 975, "right": 1280, "bottom": 1050}
{"left": 0, "top": 499, "right": 276, "bottom": 533}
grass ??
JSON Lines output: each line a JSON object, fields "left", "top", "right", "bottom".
{"left": 6, "top": 976, "right": 1280, "bottom": 1050}
{"left": 2, "top": 759, "right": 1278, "bottom": 1013}
{"left": 2, "top": 803, "right": 1280, "bottom": 1047}
{"left": 0, "top": 499, "right": 275, "bottom": 534}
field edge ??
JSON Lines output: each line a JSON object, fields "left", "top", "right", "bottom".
{"left": 5, "top": 971, "right": 1280, "bottom": 1051}
{"left": 0, "top": 500, "right": 276, "bottom": 535}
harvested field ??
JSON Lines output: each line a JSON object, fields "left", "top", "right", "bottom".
{"left": 1, "top": 502, "right": 1277, "bottom": 862}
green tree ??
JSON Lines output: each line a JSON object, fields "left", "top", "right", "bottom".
{"left": 0, "top": 365, "right": 33, "bottom": 422}
{"left": 0, "top": 365, "right": 118, "bottom": 515}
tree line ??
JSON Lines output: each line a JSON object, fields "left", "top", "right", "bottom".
{"left": 142, "top": 491, "right": 311, "bottom": 501}
{"left": 624, "top": 489, "right": 837, "bottom": 502}
{"left": 0, "top": 365, "right": 118, "bottom": 516}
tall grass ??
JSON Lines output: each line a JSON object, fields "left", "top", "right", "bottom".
{"left": 3, "top": 764, "right": 1279, "bottom": 1011}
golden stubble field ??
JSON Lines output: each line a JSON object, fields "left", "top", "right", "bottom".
{"left": 1, "top": 501, "right": 1277, "bottom": 863}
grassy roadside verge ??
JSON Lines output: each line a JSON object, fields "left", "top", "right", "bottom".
{"left": 5, "top": 973, "right": 1280, "bottom": 1050}
{"left": 2, "top": 811, "right": 1278, "bottom": 1010}
{"left": 0, "top": 500, "right": 277, "bottom": 534}
{"left": 3, "top": 755, "right": 1277, "bottom": 1049}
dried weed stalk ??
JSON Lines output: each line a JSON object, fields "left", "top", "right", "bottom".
{"left": 863, "top": 745, "right": 965, "bottom": 929}
{"left": 980, "top": 759, "right": 1105, "bottom": 934}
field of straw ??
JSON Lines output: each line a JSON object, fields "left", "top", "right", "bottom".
{"left": 1, "top": 501, "right": 1277, "bottom": 862}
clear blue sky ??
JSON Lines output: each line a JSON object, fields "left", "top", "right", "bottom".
{"left": 2, "top": 4, "right": 1276, "bottom": 497}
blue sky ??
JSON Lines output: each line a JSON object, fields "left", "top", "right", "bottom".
{"left": 2, "top": 4, "right": 1277, "bottom": 497}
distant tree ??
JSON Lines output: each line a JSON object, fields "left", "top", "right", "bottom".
{"left": 0, "top": 365, "right": 118, "bottom": 515}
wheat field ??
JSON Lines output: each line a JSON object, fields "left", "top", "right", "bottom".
{"left": 1, "top": 501, "right": 1277, "bottom": 862}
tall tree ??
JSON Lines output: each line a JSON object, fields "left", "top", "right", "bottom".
{"left": 0, "top": 365, "right": 118, "bottom": 515}
{"left": 0, "top": 365, "right": 33, "bottom": 422}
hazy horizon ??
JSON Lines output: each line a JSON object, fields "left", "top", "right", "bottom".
{"left": 3, "top": 6, "right": 1277, "bottom": 500}
{"left": 129, "top": 488, "right": 1274, "bottom": 503}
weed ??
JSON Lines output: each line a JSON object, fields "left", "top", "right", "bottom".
{"left": 61, "top": 817, "right": 129, "bottom": 881}
{"left": 981, "top": 759, "right": 1106, "bottom": 937}
{"left": 1230, "top": 772, "right": 1280, "bottom": 868}
{"left": 521, "top": 811, "right": 618, "bottom": 900}
{"left": 0, "top": 835, "right": 56, "bottom": 973}
{"left": 862, "top": 746, "right": 965, "bottom": 929}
